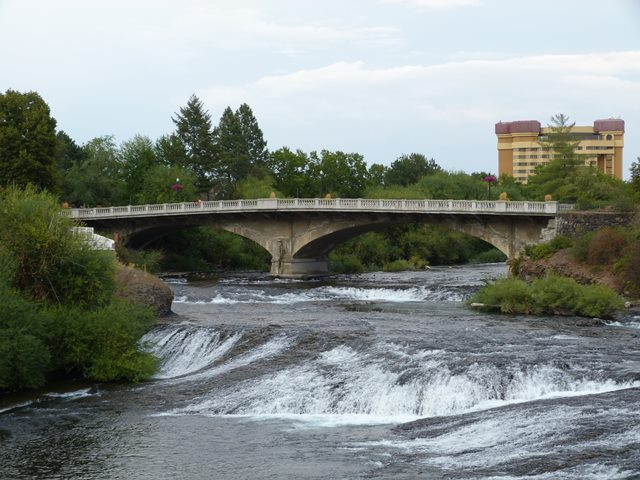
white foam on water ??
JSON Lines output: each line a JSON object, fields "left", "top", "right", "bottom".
{"left": 173, "top": 285, "right": 463, "bottom": 305}
{"left": 164, "top": 343, "right": 639, "bottom": 425}
{"left": 359, "top": 405, "right": 639, "bottom": 475}
{"left": 143, "top": 327, "right": 241, "bottom": 379}
{"left": 0, "top": 400, "right": 37, "bottom": 414}
{"left": 45, "top": 388, "right": 95, "bottom": 400}
{"left": 159, "top": 334, "right": 294, "bottom": 386}
{"left": 606, "top": 321, "right": 640, "bottom": 329}
{"left": 481, "top": 465, "right": 636, "bottom": 480}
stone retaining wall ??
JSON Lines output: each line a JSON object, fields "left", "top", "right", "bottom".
{"left": 556, "top": 211, "right": 635, "bottom": 238}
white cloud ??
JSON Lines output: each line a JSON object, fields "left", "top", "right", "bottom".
{"left": 200, "top": 51, "right": 640, "bottom": 169}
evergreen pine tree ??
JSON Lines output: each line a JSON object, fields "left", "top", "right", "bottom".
{"left": 172, "top": 95, "right": 217, "bottom": 190}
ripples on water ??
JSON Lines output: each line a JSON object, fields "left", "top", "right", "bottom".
{"left": 1, "top": 264, "right": 639, "bottom": 479}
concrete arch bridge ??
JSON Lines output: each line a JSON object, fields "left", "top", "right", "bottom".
{"left": 64, "top": 198, "right": 572, "bottom": 277}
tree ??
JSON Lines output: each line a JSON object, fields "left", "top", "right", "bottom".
{"left": 155, "top": 133, "right": 187, "bottom": 167}
{"left": 172, "top": 94, "right": 217, "bottom": 190}
{"left": 367, "top": 163, "right": 387, "bottom": 189}
{"left": 119, "top": 135, "right": 161, "bottom": 201}
{"left": 526, "top": 114, "right": 586, "bottom": 201}
{"left": 55, "top": 130, "right": 85, "bottom": 173}
{"left": 62, "top": 136, "right": 125, "bottom": 206}
{"left": 630, "top": 157, "right": 640, "bottom": 195}
{"left": 309, "top": 150, "right": 369, "bottom": 198}
{"left": 540, "top": 114, "right": 584, "bottom": 172}
{"left": 236, "top": 103, "right": 268, "bottom": 168}
{"left": 213, "top": 106, "right": 249, "bottom": 197}
{"left": 137, "top": 164, "right": 197, "bottom": 204}
{"left": 267, "top": 147, "right": 314, "bottom": 197}
{"left": 0, "top": 89, "right": 59, "bottom": 192}
{"left": 384, "top": 153, "right": 441, "bottom": 187}
{"left": 211, "top": 103, "right": 271, "bottom": 198}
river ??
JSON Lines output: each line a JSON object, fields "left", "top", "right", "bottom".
{"left": 1, "top": 263, "right": 640, "bottom": 479}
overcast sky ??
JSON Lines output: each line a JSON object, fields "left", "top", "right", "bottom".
{"left": 1, "top": 0, "right": 639, "bottom": 177}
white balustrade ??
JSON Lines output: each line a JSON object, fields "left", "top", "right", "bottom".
{"left": 62, "top": 198, "right": 571, "bottom": 219}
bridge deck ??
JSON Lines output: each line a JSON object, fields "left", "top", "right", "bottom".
{"left": 63, "top": 198, "right": 573, "bottom": 220}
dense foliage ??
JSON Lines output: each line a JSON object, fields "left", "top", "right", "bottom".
{"left": 0, "top": 90, "right": 59, "bottom": 192}
{"left": 468, "top": 275, "right": 624, "bottom": 318}
{"left": 0, "top": 187, "right": 157, "bottom": 392}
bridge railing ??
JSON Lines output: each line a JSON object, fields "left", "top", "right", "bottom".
{"left": 62, "top": 198, "right": 573, "bottom": 219}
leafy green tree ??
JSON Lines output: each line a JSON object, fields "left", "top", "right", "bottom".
{"left": 120, "top": 135, "right": 161, "bottom": 202}
{"left": 0, "top": 89, "right": 59, "bottom": 192}
{"left": 418, "top": 171, "right": 485, "bottom": 199}
{"left": 236, "top": 175, "right": 278, "bottom": 199}
{"left": 309, "top": 150, "right": 369, "bottom": 198}
{"left": 55, "top": 130, "right": 85, "bottom": 173}
{"left": 267, "top": 147, "right": 314, "bottom": 197}
{"left": 630, "top": 157, "right": 640, "bottom": 197}
{"left": 385, "top": 153, "right": 441, "bottom": 187}
{"left": 138, "top": 164, "right": 198, "bottom": 204}
{"left": 63, "top": 136, "right": 125, "bottom": 206}
{"left": 172, "top": 94, "right": 217, "bottom": 191}
{"left": 368, "top": 163, "right": 387, "bottom": 189}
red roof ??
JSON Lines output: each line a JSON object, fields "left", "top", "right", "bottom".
{"left": 495, "top": 120, "right": 541, "bottom": 134}
{"left": 594, "top": 119, "right": 624, "bottom": 132}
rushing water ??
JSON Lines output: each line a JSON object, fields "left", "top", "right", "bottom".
{"left": 1, "top": 263, "right": 640, "bottom": 479}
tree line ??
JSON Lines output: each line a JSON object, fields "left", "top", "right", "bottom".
{"left": 1, "top": 89, "right": 639, "bottom": 272}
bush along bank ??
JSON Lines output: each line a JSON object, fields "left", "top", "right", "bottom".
{"left": 0, "top": 187, "right": 159, "bottom": 392}
{"left": 467, "top": 275, "right": 624, "bottom": 319}
{"left": 468, "top": 227, "right": 640, "bottom": 319}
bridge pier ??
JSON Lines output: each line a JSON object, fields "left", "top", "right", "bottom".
{"left": 271, "top": 257, "right": 329, "bottom": 277}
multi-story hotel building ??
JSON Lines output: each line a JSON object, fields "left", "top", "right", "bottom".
{"left": 495, "top": 119, "right": 624, "bottom": 183}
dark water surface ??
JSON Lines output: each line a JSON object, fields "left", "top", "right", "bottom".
{"left": 2, "top": 264, "right": 640, "bottom": 479}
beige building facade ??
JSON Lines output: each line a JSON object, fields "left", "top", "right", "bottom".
{"left": 495, "top": 119, "right": 624, "bottom": 183}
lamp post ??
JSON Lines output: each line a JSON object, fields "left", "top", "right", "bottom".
{"left": 483, "top": 175, "right": 497, "bottom": 199}
{"left": 319, "top": 169, "right": 323, "bottom": 198}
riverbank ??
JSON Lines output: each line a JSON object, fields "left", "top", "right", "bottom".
{"left": 114, "top": 264, "right": 174, "bottom": 317}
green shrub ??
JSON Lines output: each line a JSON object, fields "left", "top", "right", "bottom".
{"left": 0, "top": 285, "right": 52, "bottom": 391}
{"left": 383, "top": 259, "right": 414, "bottom": 272}
{"left": 575, "top": 284, "right": 624, "bottom": 318}
{"left": 525, "top": 243, "right": 552, "bottom": 260}
{"left": 468, "top": 278, "right": 534, "bottom": 314}
{"left": 329, "top": 253, "right": 364, "bottom": 273}
{"left": 48, "top": 300, "right": 158, "bottom": 382}
{"left": 0, "top": 187, "right": 115, "bottom": 308}
{"left": 469, "top": 275, "right": 623, "bottom": 318}
{"left": 530, "top": 275, "right": 581, "bottom": 315}
{"left": 548, "top": 235, "right": 573, "bottom": 251}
